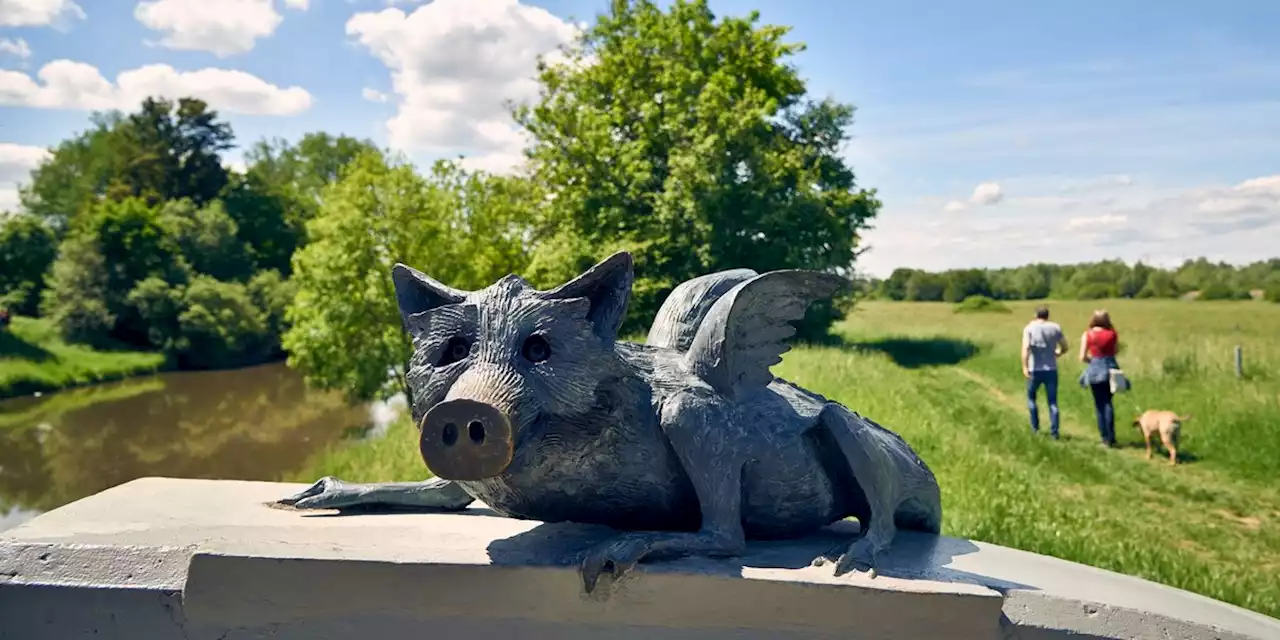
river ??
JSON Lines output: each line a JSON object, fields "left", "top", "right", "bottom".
{"left": 0, "top": 362, "right": 404, "bottom": 533}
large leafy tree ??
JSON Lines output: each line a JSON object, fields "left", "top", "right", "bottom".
{"left": 283, "top": 153, "right": 532, "bottom": 402}
{"left": 21, "top": 98, "right": 235, "bottom": 233}
{"left": 115, "top": 97, "right": 235, "bottom": 206}
{"left": 223, "top": 132, "right": 380, "bottom": 274}
{"left": 515, "top": 0, "right": 880, "bottom": 337}
{"left": 19, "top": 113, "right": 126, "bottom": 232}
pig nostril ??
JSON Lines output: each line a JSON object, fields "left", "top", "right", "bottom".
{"left": 468, "top": 420, "right": 485, "bottom": 444}
{"left": 442, "top": 423, "right": 458, "bottom": 446}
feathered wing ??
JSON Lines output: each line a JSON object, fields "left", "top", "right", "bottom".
{"left": 682, "top": 270, "right": 848, "bottom": 399}
{"left": 646, "top": 269, "right": 759, "bottom": 352}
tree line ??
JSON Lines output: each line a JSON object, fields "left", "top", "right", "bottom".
{"left": 867, "top": 260, "right": 1280, "bottom": 304}
{"left": 0, "top": 0, "right": 880, "bottom": 402}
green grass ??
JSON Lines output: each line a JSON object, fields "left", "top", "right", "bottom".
{"left": 0, "top": 316, "right": 167, "bottom": 400}
{"left": 290, "top": 298, "right": 1280, "bottom": 618}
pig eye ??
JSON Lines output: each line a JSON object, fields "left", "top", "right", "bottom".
{"left": 438, "top": 336, "right": 471, "bottom": 366}
{"left": 521, "top": 334, "right": 551, "bottom": 364}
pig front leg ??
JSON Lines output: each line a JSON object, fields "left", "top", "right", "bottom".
{"left": 580, "top": 391, "right": 747, "bottom": 593}
{"left": 277, "top": 476, "right": 475, "bottom": 511}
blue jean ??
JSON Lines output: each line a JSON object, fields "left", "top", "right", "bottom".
{"left": 1090, "top": 381, "right": 1115, "bottom": 445}
{"left": 1026, "top": 369, "right": 1059, "bottom": 436}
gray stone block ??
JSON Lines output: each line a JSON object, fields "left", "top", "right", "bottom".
{"left": 2, "top": 477, "right": 1278, "bottom": 639}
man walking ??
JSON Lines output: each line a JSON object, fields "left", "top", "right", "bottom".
{"left": 1022, "top": 305, "right": 1068, "bottom": 438}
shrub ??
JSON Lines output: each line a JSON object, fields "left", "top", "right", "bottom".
{"left": 954, "top": 295, "right": 1011, "bottom": 314}
{"left": 1197, "top": 282, "right": 1251, "bottom": 301}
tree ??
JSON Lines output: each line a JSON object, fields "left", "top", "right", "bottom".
{"left": 0, "top": 214, "right": 58, "bottom": 315}
{"left": 904, "top": 271, "right": 945, "bottom": 301}
{"left": 41, "top": 197, "right": 189, "bottom": 347}
{"left": 114, "top": 97, "right": 234, "bottom": 206}
{"left": 20, "top": 98, "right": 234, "bottom": 235}
{"left": 514, "top": 0, "right": 878, "bottom": 337}
{"left": 39, "top": 232, "right": 115, "bottom": 345}
{"left": 1264, "top": 273, "right": 1280, "bottom": 303}
{"left": 224, "top": 133, "right": 381, "bottom": 274}
{"left": 878, "top": 268, "right": 915, "bottom": 301}
{"left": 20, "top": 113, "right": 126, "bottom": 232}
{"left": 1011, "top": 265, "right": 1052, "bottom": 299}
{"left": 1136, "top": 270, "right": 1179, "bottom": 298}
{"left": 247, "top": 269, "right": 296, "bottom": 352}
{"left": 283, "top": 153, "right": 531, "bottom": 402}
{"left": 942, "top": 269, "right": 990, "bottom": 303}
{"left": 159, "top": 199, "right": 253, "bottom": 282}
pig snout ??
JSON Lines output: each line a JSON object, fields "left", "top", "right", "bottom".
{"left": 418, "top": 398, "right": 515, "bottom": 481}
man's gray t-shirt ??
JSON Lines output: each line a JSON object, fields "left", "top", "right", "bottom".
{"left": 1024, "top": 321, "right": 1064, "bottom": 371}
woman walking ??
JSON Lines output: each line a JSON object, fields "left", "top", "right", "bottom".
{"left": 1079, "top": 310, "right": 1121, "bottom": 447}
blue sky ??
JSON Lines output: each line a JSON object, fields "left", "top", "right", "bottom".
{"left": 1, "top": 0, "right": 1277, "bottom": 276}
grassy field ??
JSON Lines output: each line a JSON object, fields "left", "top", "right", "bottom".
{"left": 0, "top": 316, "right": 167, "bottom": 400}
{"left": 289, "top": 298, "right": 1280, "bottom": 618}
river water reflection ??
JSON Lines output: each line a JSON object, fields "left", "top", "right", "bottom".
{"left": 0, "top": 362, "right": 401, "bottom": 533}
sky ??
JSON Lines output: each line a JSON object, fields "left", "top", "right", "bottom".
{"left": 1, "top": 0, "right": 1278, "bottom": 277}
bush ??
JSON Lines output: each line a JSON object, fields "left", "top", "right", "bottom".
{"left": 0, "top": 214, "right": 58, "bottom": 316}
{"left": 41, "top": 197, "right": 189, "bottom": 348}
{"left": 1075, "top": 282, "right": 1117, "bottom": 300}
{"left": 1197, "top": 282, "right": 1251, "bottom": 301}
{"left": 177, "top": 276, "right": 272, "bottom": 369}
{"left": 954, "top": 295, "right": 1011, "bottom": 314}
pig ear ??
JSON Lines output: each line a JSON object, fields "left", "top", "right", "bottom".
{"left": 540, "top": 251, "right": 633, "bottom": 339}
{"left": 391, "top": 263, "right": 468, "bottom": 320}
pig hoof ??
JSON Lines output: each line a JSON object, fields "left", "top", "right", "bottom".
{"left": 580, "top": 536, "right": 650, "bottom": 593}
{"left": 277, "top": 477, "right": 367, "bottom": 510}
{"left": 834, "top": 537, "right": 878, "bottom": 577}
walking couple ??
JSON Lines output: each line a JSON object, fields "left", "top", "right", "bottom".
{"left": 1020, "top": 306, "right": 1123, "bottom": 446}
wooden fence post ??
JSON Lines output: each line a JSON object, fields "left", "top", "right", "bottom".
{"left": 1234, "top": 345, "right": 1243, "bottom": 378}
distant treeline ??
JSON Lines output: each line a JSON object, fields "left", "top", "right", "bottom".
{"left": 866, "top": 259, "right": 1280, "bottom": 303}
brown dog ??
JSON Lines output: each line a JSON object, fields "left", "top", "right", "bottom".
{"left": 1132, "top": 410, "right": 1190, "bottom": 465}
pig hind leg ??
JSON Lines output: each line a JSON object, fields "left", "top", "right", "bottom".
{"left": 814, "top": 405, "right": 941, "bottom": 575}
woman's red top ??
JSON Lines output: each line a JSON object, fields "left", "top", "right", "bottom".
{"left": 1086, "top": 328, "right": 1118, "bottom": 358}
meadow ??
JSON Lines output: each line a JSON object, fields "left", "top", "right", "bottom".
{"left": 291, "top": 298, "right": 1280, "bottom": 618}
{"left": 0, "top": 317, "right": 167, "bottom": 400}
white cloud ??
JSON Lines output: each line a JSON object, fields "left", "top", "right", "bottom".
{"left": 0, "top": 38, "right": 32, "bottom": 62}
{"left": 938, "top": 181, "right": 1003, "bottom": 212}
{"left": 346, "top": 0, "right": 580, "bottom": 173}
{"left": 858, "top": 174, "right": 1280, "bottom": 277}
{"left": 1060, "top": 174, "right": 1133, "bottom": 193}
{"left": 969, "top": 181, "right": 1003, "bottom": 205}
{"left": 134, "top": 0, "right": 308, "bottom": 57}
{"left": 0, "top": 60, "right": 313, "bottom": 115}
{"left": 362, "top": 87, "right": 388, "bottom": 103}
{"left": 0, "top": 0, "right": 84, "bottom": 28}
{"left": 1064, "top": 214, "right": 1128, "bottom": 231}
{"left": 0, "top": 142, "right": 51, "bottom": 213}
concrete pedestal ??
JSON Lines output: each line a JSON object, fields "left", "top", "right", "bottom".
{"left": 2, "top": 477, "right": 1277, "bottom": 639}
